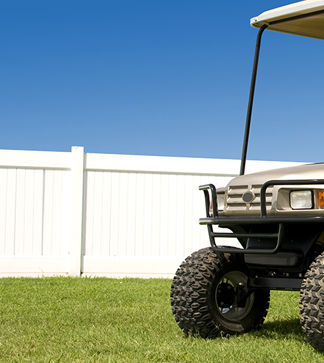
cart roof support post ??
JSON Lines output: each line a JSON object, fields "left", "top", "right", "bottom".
{"left": 240, "top": 24, "right": 268, "bottom": 176}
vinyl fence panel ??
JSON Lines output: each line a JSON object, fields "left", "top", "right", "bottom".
{"left": 0, "top": 147, "right": 301, "bottom": 277}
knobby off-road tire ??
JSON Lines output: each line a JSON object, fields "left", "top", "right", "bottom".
{"left": 300, "top": 252, "right": 324, "bottom": 351}
{"left": 170, "top": 247, "right": 270, "bottom": 338}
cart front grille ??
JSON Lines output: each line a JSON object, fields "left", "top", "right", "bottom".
{"left": 227, "top": 184, "right": 273, "bottom": 211}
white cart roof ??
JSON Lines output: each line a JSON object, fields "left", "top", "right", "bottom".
{"left": 251, "top": 0, "right": 324, "bottom": 39}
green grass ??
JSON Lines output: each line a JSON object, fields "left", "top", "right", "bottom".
{"left": 0, "top": 277, "right": 324, "bottom": 362}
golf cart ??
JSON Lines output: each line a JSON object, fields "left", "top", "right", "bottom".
{"left": 170, "top": 0, "right": 324, "bottom": 351}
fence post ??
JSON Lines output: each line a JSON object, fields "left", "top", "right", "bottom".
{"left": 69, "top": 146, "right": 85, "bottom": 276}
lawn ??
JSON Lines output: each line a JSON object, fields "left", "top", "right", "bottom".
{"left": 0, "top": 277, "right": 324, "bottom": 362}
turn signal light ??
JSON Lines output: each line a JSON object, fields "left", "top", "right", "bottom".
{"left": 318, "top": 191, "right": 324, "bottom": 209}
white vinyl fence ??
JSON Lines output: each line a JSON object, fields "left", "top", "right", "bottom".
{"left": 0, "top": 147, "right": 300, "bottom": 277}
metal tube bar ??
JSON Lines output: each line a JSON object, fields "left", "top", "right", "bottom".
{"left": 211, "top": 232, "right": 278, "bottom": 239}
{"left": 211, "top": 223, "right": 284, "bottom": 255}
{"left": 260, "top": 179, "right": 324, "bottom": 217}
{"left": 240, "top": 24, "right": 268, "bottom": 176}
{"left": 199, "top": 183, "right": 218, "bottom": 217}
{"left": 199, "top": 216, "right": 324, "bottom": 226}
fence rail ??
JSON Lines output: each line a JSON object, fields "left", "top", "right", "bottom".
{"left": 0, "top": 147, "right": 300, "bottom": 277}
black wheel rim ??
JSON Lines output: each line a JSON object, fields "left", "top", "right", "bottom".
{"left": 215, "top": 271, "right": 254, "bottom": 322}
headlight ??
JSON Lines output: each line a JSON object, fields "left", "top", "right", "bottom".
{"left": 290, "top": 190, "right": 313, "bottom": 210}
{"left": 217, "top": 193, "right": 225, "bottom": 211}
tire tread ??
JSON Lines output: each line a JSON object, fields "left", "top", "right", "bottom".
{"left": 300, "top": 251, "right": 324, "bottom": 351}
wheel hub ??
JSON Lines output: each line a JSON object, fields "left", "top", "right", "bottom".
{"left": 216, "top": 282, "right": 235, "bottom": 308}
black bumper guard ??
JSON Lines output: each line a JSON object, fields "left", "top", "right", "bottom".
{"left": 199, "top": 180, "right": 324, "bottom": 254}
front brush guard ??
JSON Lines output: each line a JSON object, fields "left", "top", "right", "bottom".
{"left": 199, "top": 180, "right": 324, "bottom": 255}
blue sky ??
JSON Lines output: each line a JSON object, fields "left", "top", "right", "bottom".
{"left": 1, "top": 1, "right": 324, "bottom": 162}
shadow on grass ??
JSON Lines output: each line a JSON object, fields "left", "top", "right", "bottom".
{"left": 252, "top": 318, "right": 305, "bottom": 343}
